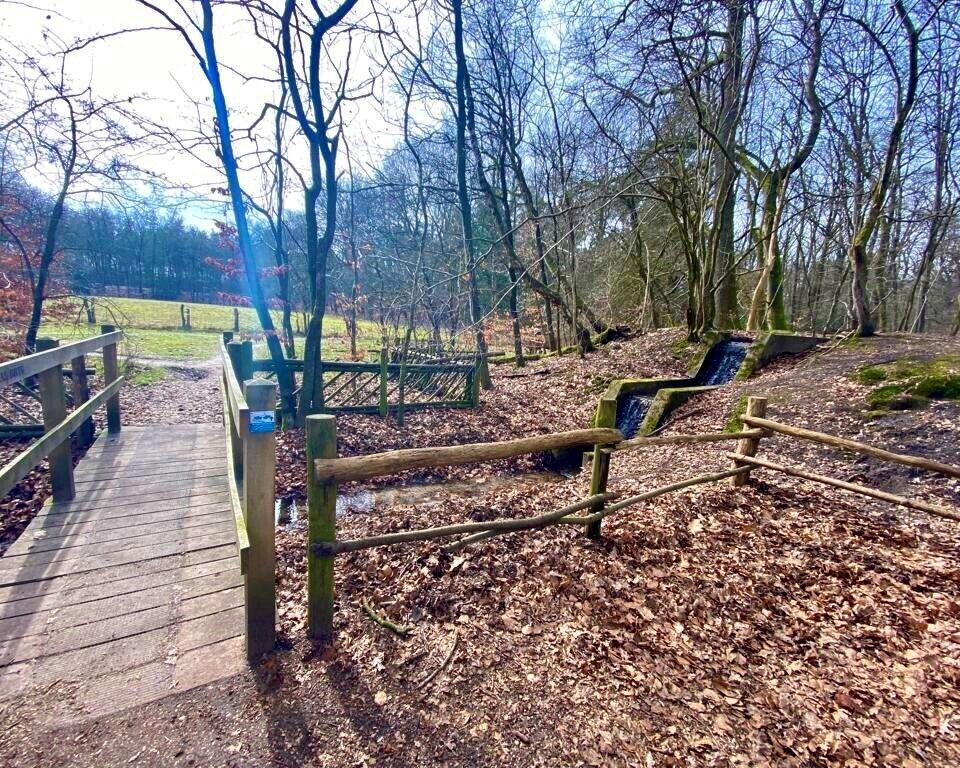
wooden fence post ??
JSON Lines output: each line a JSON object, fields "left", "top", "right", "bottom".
{"left": 243, "top": 378, "right": 277, "bottom": 661}
{"left": 306, "top": 414, "right": 337, "bottom": 643}
{"left": 233, "top": 306, "right": 240, "bottom": 332}
{"left": 185, "top": 307, "right": 192, "bottom": 330}
{"left": 586, "top": 397, "right": 616, "bottom": 538}
{"left": 100, "top": 325, "right": 121, "bottom": 434}
{"left": 731, "top": 396, "right": 768, "bottom": 487}
{"left": 36, "top": 338, "right": 75, "bottom": 503}
{"left": 227, "top": 340, "right": 252, "bottom": 476}
{"left": 70, "top": 353, "right": 94, "bottom": 447}
{"left": 379, "top": 348, "right": 388, "bottom": 417}
{"left": 227, "top": 340, "right": 253, "bottom": 383}
{"left": 464, "top": 357, "right": 477, "bottom": 406}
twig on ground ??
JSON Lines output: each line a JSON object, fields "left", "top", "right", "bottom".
{"left": 362, "top": 600, "right": 412, "bottom": 637}
{"left": 399, "top": 649, "right": 428, "bottom": 667}
{"left": 417, "top": 628, "right": 459, "bottom": 688}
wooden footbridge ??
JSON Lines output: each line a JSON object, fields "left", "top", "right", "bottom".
{"left": 0, "top": 330, "right": 274, "bottom": 723}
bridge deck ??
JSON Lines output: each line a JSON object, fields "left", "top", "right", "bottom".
{"left": 0, "top": 424, "right": 245, "bottom": 723}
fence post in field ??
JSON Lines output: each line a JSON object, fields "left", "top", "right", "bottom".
{"left": 586, "top": 397, "right": 616, "bottom": 538}
{"left": 379, "top": 348, "right": 388, "bottom": 417}
{"left": 100, "top": 325, "right": 121, "bottom": 433}
{"left": 306, "top": 414, "right": 338, "bottom": 643}
{"left": 242, "top": 378, "right": 277, "bottom": 661}
{"left": 185, "top": 307, "right": 192, "bottom": 330}
{"left": 180, "top": 303, "right": 187, "bottom": 329}
{"left": 731, "top": 396, "right": 768, "bottom": 487}
{"left": 233, "top": 306, "right": 240, "bottom": 333}
{"left": 36, "top": 338, "right": 75, "bottom": 502}
{"left": 70, "top": 352, "right": 94, "bottom": 447}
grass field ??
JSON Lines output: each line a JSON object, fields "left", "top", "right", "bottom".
{"left": 43, "top": 297, "right": 384, "bottom": 362}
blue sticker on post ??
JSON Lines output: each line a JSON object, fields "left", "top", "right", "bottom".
{"left": 249, "top": 410, "right": 276, "bottom": 434}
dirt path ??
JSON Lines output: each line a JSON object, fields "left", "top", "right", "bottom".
{"left": 121, "top": 361, "right": 222, "bottom": 426}
{"left": 131, "top": 353, "right": 222, "bottom": 372}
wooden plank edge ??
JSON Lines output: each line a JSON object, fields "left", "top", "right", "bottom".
{"left": 220, "top": 376, "right": 249, "bottom": 574}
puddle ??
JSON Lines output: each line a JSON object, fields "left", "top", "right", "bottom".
{"left": 274, "top": 470, "right": 567, "bottom": 530}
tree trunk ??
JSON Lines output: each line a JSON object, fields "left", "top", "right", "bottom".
{"left": 199, "top": 0, "right": 295, "bottom": 418}
{"left": 452, "top": 0, "right": 492, "bottom": 389}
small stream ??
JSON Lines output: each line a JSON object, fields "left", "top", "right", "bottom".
{"left": 616, "top": 394, "right": 654, "bottom": 439}
{"left": 695, "top": 339, "right": 751, "bottom": 386}
{"left": 275, "top": 470, "right": 568, "bottom": 530}
{"left": 614, "top": 337, "right": 752, "bottom": 439}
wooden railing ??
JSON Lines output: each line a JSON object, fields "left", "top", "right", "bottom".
{"left": 253, "top": 351, "right": 479, "bottom": 414}
{"left": 725, "top": 401, "right": 960, "bottom": 522}
{"left": 0, "top": 327, "right": 122, "bottom": 502}
{"left": 219, "top": 332, "right": 277, "bottom": 662}
{"left": 292, "top": 395, "right": 958, "bottom": 645}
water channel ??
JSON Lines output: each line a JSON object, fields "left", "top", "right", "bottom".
{"left": 615, "top": 338, "right": 752, "bottom": 438}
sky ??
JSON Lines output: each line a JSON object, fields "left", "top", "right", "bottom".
{"left": 0, "top": 0, "right": 405, "bottom": 228}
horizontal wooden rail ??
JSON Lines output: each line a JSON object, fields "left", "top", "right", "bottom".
{"left": 0, "top": 331, "right": 122, "bottom": 389}
{"left": 219, "top": 376, "right": 250, "bottom": 573}
{"left": 561, "top": 466, "right": 750, "bottom": 526}
{"left": 726, "top": 452, "right": 960, "bottom": 522}
{"left": 252, "top": 358, "right": 473, "bottom": 374}
{"left": 313, "top": 492, "right": 618, "bottom": 556}
{"left": 0, "top": 376, "right": 123, "bottom": 499}
{"left": 743, "top": 415, "right": 960, "bottom": 479}
{"left": 313, "top": 428, "right": 624, "bottom": 484}
{"left": 617, "top": 429, "right": 764, "bottom": 451}
{"left": 220, "top": 338, "right": 249, "bottom": 436}
{"left": 447, "top": 466, "right": 751, "bottom": 552}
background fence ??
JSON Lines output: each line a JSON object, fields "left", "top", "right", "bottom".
{"left": 253, "top": 351, "right": 479, "bottom": 415}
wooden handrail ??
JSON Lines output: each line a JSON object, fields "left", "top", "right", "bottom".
{"left": 0, "top": 376, "right": 123, "bottom": 499}
{"left": 313, "top": 427, "right": 624, "bottom": 484}
{"left": 743, "top": 415, "right": 960, "bottom": 479}
{"left": 220, "top": 337, "right": 249, "bottom": 436}
{"left": 617, "top": 429, "right": 765, "bottom": 451}
{"left": 313, "top": 493, "right": 617, "bottom": 556}
{"left": 0, "top": 331, "right": 122, "bottom": 389}
{"left": 219, "top": 376, "right": 250, "bottom": 573}
{"left": 727, "top": 452, "right": 960, "bottom": 522}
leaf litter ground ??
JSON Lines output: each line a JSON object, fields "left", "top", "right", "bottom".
{"left": 1, "top": 330, "right": 959, "bottom": 767}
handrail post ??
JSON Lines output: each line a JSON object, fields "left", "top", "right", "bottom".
{"left": 731, "top": 396, "right": 768, "bottom": 487}
{"left": 227, "top": 339, "right": 253, "bottom": 382}
{"left": 378, "top": 348, "right": 388, "bottom": 417}
{"left": 586, "top": 397, "right": 616, "bottom": 539}
{"left": 227, "top": 340, "right": 253, "bottom": 478}
{"left": 70, "top": 353, "right": 94, "bottom": 447}
{"left": 242, "top": 378, "right": 277, "bottom": 661}
{"left": 36, "top": 338, "right": 75, "bottom": 502}
{"left": 101, "top": 325, "right": 121, "bottom": 433}
{"left": 306, "top": 414, "right": 337, "bottom": 644}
